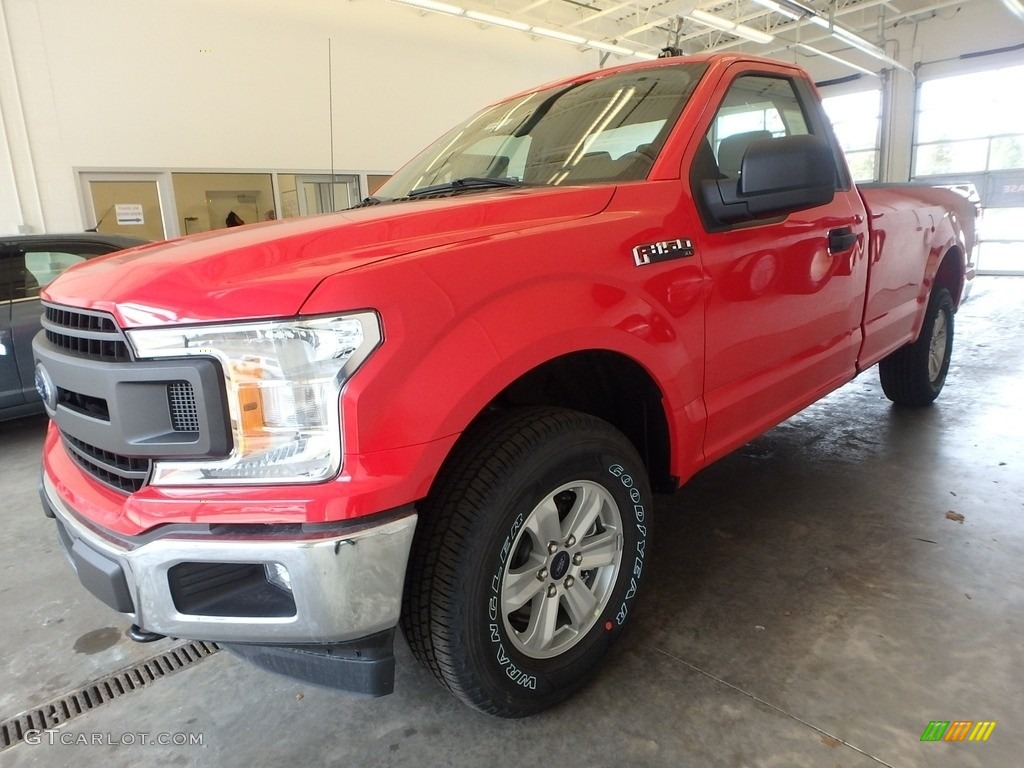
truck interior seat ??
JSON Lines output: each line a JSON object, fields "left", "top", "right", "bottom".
{"left": 717, "top": 130, "right": 773, "bottom": 178}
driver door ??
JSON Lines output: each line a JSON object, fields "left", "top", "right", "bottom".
{"left": 688, "top": 66, "right": 868, "bottom": 462}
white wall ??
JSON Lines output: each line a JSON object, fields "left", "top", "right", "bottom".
{"left": 0, "top": 0, "right": 600, "bottom": 234}
{"left": 3, "top": 0, "right": 1023, "bottom": 235}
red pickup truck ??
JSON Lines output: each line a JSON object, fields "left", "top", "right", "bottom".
{"left": 35, "top": 53, "right": 975, "bottom": 717}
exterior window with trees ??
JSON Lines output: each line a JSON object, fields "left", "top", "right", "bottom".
{"left": 914, "top": 63, "right": 1024, "bottom": 274}
{"left": 822, "top": 90, "right": 881, "bottom": 183}
{"left": 914, "top": 64, "right": 1024, "bottom": 176}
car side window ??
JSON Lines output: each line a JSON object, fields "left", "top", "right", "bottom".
{"left": 704, "top": 75, "right": 812, "bottom": 181}
{"left": 0, "top": 253, "right": 14, "bottom": 302}
{"left": 23, "top": 250, "right": 88, "bottom": 296}
{"left": 0, "top": 252, "right": 41, "bottom": 301}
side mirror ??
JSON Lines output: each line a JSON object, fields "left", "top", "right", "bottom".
{"left": 700, "top": 134, "right": 836, "bottom": 226}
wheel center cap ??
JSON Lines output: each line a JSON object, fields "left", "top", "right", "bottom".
{"left": 550, "top": 550, "right": 571, "bottom": 581}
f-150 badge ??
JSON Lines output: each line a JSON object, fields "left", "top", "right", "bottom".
{"left": 632, "top": 239, "right": 694, "bottom": 266}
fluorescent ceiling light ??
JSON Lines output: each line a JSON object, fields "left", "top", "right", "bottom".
{"left": 390, "top": 0, "right": 463, "bottom": 15}
{"left": 999, "top": 0, "right": 1024, "bottom": 20}
{"left": 760, "top": 0, "right": 911, "bottom": 72}
{"left": 466, "top": 10, "right": 530, "bottom": 31}
{"left": 586, "top": 40, "right": 635, "bottom": 56}
{"left": 797, "top": 43, "right": 878, "bottom": 77}
{"left": 530, "top": 26, "right": 587, "bottom": 44}
{"left": 829, "top": 24, "right": 907, "bottom": 70}
{"left": 389, "top": 0, "right": 651, "bottom": 60}
{"left": 830, "top": 24, "right": 886, "bottom": 57}
{"left": 773, "top": 0, "right": 822, "bottom": 15}
{"left": 752, "top": 0, "right": 800, "bottom": 21}
{"left": 689, "top": 9, "right": 774, "bottom": 44}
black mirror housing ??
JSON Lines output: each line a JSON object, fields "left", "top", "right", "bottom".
{"left": 701, "top": 134, "right": 837, "bottom": 227}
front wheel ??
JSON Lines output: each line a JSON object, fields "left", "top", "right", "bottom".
{"left": 879, "top": 286, "right": 954, "bottom": 406}
{"left": 401, "top": 407, "right": 651, "bottom": 717}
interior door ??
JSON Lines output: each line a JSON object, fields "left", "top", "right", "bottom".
{"left": 689, "top": 68, "right": 868, "bottom": 463}
{"left": 296, "top": 175, "right": 361, "bottom": 214}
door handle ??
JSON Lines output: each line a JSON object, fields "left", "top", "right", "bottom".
{"left": 828, "top": 227, "right": 857, "bottom": 254}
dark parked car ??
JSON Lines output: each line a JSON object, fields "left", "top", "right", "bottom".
{"left": 1, "top": 233, "right": 149, "bottom": 421}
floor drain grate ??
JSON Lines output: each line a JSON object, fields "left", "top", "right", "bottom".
{"left": 0, "top": 640, "right": 219, "bottom": 752}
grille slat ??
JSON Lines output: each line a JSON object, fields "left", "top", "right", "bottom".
{"left": 42, "top": 305, "right": 131, "bottom": 362}
{"left": 43, "top": 304, "right": 148, "bottom": 492}
{"left": 63, "top": 436, "right": 151, "bottom": 494}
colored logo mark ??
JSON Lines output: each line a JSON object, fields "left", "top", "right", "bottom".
{"left": 920, "top": 721, "right": 997, "bottom": 742}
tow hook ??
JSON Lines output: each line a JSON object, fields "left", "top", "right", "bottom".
{"left": 128, "top": 624, "right": 166, "bottom": 643}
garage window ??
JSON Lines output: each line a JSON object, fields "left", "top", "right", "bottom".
{"left": 914, "top": 63, "right": 1024, "bottom": 274}
{"left": 822, "top": 90, "right": 881, "bottom": 183}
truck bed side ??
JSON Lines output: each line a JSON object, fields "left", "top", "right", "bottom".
{"left": 857, "top": 183, "right": 972, "bottom": 370}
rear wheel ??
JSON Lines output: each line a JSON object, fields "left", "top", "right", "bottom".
{"left": 401, "top": 406, "right": 651, "bottom": 717}
{"left": 879, "top": 286, "right": 954, "bottom": 406}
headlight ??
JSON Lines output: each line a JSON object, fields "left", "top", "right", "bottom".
{"left": 127, "top": 312, "right": 381, "bottom": 485}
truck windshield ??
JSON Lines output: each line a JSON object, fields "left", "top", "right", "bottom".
{"left": 374, "top": 63, "right": 706, "bottom": 201}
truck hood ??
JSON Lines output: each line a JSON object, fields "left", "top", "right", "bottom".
{"left": 44, "top": 186, "right": 615, "bottom": 328}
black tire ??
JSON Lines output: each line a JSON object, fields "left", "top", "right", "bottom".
{"left": 401, "top": 406, "right": 651, "bottom": 717}
{"left": 879, "top": 287, "right": 954, "bottom": 406}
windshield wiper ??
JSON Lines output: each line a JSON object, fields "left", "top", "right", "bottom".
{"left": 406, "top": 177, "right": 532, "bottom": 198}
{"left": 350, "top": 196, "right": 389, "bottom": 208}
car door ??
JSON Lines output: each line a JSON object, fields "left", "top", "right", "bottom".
{"left": 0, "top": 245, "right": 23, "bottom": 408}
{"left": 9, "top": 242, "right": 106, "bottom": 404}
{"left": 686, "top": 65, "right": 869, "bottom": 463}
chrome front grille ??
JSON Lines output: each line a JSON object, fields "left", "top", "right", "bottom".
{"left": 42, "top": 305, "right": 131, "bottom": 362}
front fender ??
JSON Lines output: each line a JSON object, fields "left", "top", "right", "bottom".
{"left": 300, "top": 211, "right": 705, "bottom": 481}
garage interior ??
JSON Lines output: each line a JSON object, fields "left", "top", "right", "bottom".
{"left": 2, "top": 1, "right": 1023, "bottom": 766}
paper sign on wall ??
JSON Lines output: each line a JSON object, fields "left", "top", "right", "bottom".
{"left": 115, "top": 203, "right": 145, "bottom": 225}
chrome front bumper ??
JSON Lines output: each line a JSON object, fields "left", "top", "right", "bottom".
{"left": 42, "top": 474, "right": 417, "bottom": 645}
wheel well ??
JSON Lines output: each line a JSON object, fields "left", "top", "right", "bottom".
{"left": 483, "top": 351, "right": 676, "bottom": 493}
{"left": 934, "top": 247, "right": 964, "bottom": 309}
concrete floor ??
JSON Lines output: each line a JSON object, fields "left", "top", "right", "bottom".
{"left": 1, "top": 277, "right": 1022, "bottom": 768}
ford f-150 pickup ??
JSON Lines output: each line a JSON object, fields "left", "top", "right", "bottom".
{"left": 34, "top": 53, "right": 975, "bottom": 717}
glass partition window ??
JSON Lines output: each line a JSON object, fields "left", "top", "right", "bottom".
{"left": 87, "top": 179, "right": 167, "bottom": 241}
{"left": 277, "top": 174, "right": 360, "bottom": 216}
{"left": 822, "top": 90, "right": 881, "bottom": 182}
{"left": 172, "top": 173, "right": 275, "bottom": 233}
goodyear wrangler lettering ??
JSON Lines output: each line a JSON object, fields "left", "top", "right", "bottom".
{"left": 612, "top": 463, "right": 647, "bottom": 628}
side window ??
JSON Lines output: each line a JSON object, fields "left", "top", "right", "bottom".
{"left": 23, "top": 250, "right": 88, "bottom": 296}
{"left": 0, "top": 253, "right": 17, "bottom": 302}
{"left": 691, "top": 74, "right": 841, "bottom": 230}
{"left": 1, "top": 253, "right": 43, "bottom": 300}
{"left": 706, "top": 76, "right": 811, "bottom": 179}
